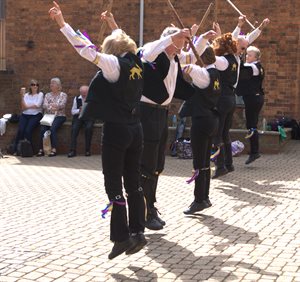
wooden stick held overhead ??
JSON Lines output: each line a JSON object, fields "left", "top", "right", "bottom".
{"left": 166, "top": 0, "right": 203, "bottom": 66}
{"left": 225, "top": 0, "right": 256, "bottom": 30}
{"left": 98, "top": 0, "right": 114, "bottom": 45}
{"left": 195, "top": 2, "right": 214, "bottom": 36}
{"left": 214, "top": 0, "right": 218, "bottom": 23}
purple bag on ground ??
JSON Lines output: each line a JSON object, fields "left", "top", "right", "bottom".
{"left": 232, "top": 140, "right": 245, "bottom": 156}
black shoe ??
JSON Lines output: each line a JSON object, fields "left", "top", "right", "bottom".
{"left": 126, "top": 233, "right": 147, "bottom": 255}
{"left": 183, "top": 200, "right": 210, "bottom": 215}
{"left": 36, "top": 150, "right": 44, "bottom": 157}
{"left": 145, "top": 216, "right": 163, "bottom": 230}
{"left": 226, "top": 165, "right": 235, "bottom": 172}
{"left": 48, "top": 151, "right": 57, "bottom": 157}
{"left": 85, "top": 151, "right": 91, "bottom": 157}
{"left": 205, "top": 198, "right": 212, "bottom": 207}
{"left": 151, "top": 207, "right": 166, "bottom": 226}
{"left": 68, "top": 151, "right": 76, "bottom": 158}
{"left": 245, "top": 153, "right": 261, "bottom": 165}
{"left": 212, "top": 167, "right": 228, "bottom": 179}
{"left": 108, "top": 238, "right": 134, "bottom": 260}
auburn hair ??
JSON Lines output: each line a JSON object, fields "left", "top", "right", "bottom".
{"left": 212, "top": 33, "right": 237, "bottom": 56}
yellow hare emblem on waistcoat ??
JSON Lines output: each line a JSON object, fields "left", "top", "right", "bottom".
{"left": 232, "top": 63, "right": 237, "bottom": 71}
{"left": 129, "top": 64, "right": 143, "bottom": 80}
{"left": 214, "top": 79, "right": 220, "bottom": 90}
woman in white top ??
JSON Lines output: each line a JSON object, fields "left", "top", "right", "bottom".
{"left": 13, "top": 79, "right": 44, "bottom": 154}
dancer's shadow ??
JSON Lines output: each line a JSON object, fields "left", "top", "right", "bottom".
{"left": 144, "top": 232, "right": 278, "bottom": 281}
{"left": 213, "top": 173, "right": 283, "bottom": 212}
{"left": 111, "top": 266, "right": 158, "bottom": 281}
{"left": 186, "top": 214, "right": 261, "bottom": 252}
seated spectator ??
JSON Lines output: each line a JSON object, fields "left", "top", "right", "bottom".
{"left": 37, "top": 77, "right": 67, "bottom": 157}
{"left": 68, "top": 85, "right": 95, "bottom": 157}
{"left": 13, "top": 79, "right": 44, "bottom": 154}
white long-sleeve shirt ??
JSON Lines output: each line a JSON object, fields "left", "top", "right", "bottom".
{"left": 140, "top": 35, "right": 178, "bottom": 105}
{"left": 22, "top": 92, "right": 44, "bottom": 115}
{"left": 183, "top": 64, "right": 215, "bottom": 89}
{"left": 60, "top": 23, "right": 123, "bottom": 83}
{"left": 243, "top": 61, "right": 259, "bottom": 76}
{"left": 194, "top": 36, "right": 241, "bottom": 88}
{"left": 232, "top": 26, "right": 262, "bottom": 44}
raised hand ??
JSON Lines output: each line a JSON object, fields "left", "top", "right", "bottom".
{"left": 190, "top": 24, "right": 199, "bottom": 36}
{"left": 238, "top": 15, "right": 246, "bottom": 28}
{"left": 48, "top": 1, "right": 66, "bottom": 28}
{"left": 202, "top": 30, "right": 217, "bottom": 40}
{"left": 259, "top": 18, "right": 270, "bottom": 30}
{"left": 100, "top": 11, "right": 119, "bottom": 31}
{"left": 171, "top": 28, "right": 191, "bottom": 49}
{"left": 212, "top": 22, "right": 221, "bottom": 38}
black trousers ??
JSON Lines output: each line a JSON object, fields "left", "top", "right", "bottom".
{"left": 70, "top": 115, "right": 94, "bottom": 152}
{"left": 140, "top": 103, "right": 168, "bottom": 214}
{"left": 102, "top": 121, "right": 145, "bottom": 242}
{"left": 243, "top": 94, "right": 264, "bottom": 154}
{"left": 214, "top": 95, "right": 236, "bottom": 169}
{"left": 191, "top": 115, "right": 218, "bottom": 202}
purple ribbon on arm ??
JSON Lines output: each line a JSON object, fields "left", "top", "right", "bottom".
{"left": 74, "top": 30, "right": 100, "bottom": 51}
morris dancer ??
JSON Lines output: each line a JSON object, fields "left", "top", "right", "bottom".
{"left": 139, "top": 26, "right": 195, "bottom": 230}
{"left": 180, "top": 43, "right": 221, "bottom": 214}
{"left": 49, "top": 1, "right": 146, "bottom": 259}
{"left": 236, "top": 46, "right": 265, "bottom": 164}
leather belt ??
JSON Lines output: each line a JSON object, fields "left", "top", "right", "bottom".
{"left": 140, "top": 101, "right": 169, "bottom": 110}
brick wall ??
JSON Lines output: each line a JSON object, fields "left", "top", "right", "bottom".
{"left": 1, "top": 0, "right": 299, "bottom": 123}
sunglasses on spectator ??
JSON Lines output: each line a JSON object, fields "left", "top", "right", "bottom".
{"left": 31, "top": 83, "right": 39, "bottom": 86}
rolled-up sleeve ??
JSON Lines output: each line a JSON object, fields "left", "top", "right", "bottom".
{"left": 215, "top": 56, "right": 229, "bottom": 71}
{"left": 60, "top": 23, "right": 120, "bottom": 82}
{"left": 141, "top": 36, "right": 173, "bottom": 62}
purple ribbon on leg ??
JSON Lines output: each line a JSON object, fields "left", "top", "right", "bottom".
{"left": 186, "top": 169, "right": 199, "bottom": 184}
{"left": 101, "top": 201, "right": 126, "bottom": 219}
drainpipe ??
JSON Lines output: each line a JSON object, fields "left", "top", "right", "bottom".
{"left": 139, "top": 0, "right": 144, "bottom": 47}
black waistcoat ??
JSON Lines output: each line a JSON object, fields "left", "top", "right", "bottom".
{"left": 236, "top": 62, "right": 265, "bottom": 97}
{"left": 141, "top": 52, "right": 194, "bottom": 104}
{"left": 80, "top": 53, "right": 144, "bottom": 123}
{"left": 75, "top": 96, "right": 82, "bottom": 109}
{"left": 180, "top": 68, "right": 221, "bottom": 118}
{"left": 219, "top": 54, "right": 238, "bottom": 96}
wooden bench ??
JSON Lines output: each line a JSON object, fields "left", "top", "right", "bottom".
{"left": 0, "top": 121, "right": 291, "bottom": 156}
{"left": 0, "top": 121, "right": 102, "bottom": 155}
{"left": 167, "top": 127, "right": 292, "bottom": 155}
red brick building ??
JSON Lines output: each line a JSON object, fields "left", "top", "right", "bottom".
{"left": 0, "top": 0, "right": 299, "bottom": 124}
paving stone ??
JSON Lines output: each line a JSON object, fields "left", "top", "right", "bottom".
{"left": 1, "top": 141, "right": 300, "bottom": 281}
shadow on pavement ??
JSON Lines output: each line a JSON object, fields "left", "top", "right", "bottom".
{"left": 144, "top": 233, "right": 278, "bottom": 281}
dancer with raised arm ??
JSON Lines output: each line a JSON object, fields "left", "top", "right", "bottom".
{"left": 49, "top": 1, "right": 146, "bottom": 260}
{"left": 236, "top": 46, "right": 265, "bottom": 164}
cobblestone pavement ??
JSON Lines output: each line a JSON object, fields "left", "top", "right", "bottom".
{"left": 1, "top": 141, "right": 300, "bottom": 282}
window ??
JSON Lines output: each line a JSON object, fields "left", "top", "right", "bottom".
{"left": 0, "top": 0, "right": 6, "bottom": 70}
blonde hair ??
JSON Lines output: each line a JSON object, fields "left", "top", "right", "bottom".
{"left": 101, "top": 30, "right": 137, "bottom": 56}
{"left": 247, "top": 46, "right": 261, "bottom": 60}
